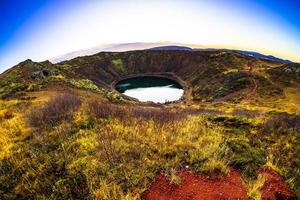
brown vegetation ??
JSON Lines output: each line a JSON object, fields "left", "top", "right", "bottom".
{"left": 27, "top": 93, "right": 80, "bottom": 128}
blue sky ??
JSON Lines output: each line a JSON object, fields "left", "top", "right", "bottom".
{"left": 1, "top": 0, "right": 300, "bottom": 72}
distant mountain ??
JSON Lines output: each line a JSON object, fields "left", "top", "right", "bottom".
{"left": 50, "top": 42, "right": 292, "bottom": 64}
{"left": 50, "top": 42, "right": 203, "bottom": 63}
{"left": 234, "top": 50, "right": 293, "bottom": 64}
{"left": 149, "top": 46, "right": 195, "bottom": 51}
{"left": 148, "top": 45, "right": 293, "bottom": 64}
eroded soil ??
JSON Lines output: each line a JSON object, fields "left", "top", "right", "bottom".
{"left": 142, "top": 168, "right": 294, "bottom": 200}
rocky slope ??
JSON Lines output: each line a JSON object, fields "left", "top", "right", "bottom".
{"left": 2, "top": 50, "right": 298, "bottom": 103}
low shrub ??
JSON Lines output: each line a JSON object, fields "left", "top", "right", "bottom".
{"left": 88, "top": 101, "right": 184, "bottom": 125}
{"left": 0, "top": 110, "right": 14, "bottom": 122}
{"left": 214, "top": 72, "right": 250, "bottom": 98}
{"left": 68, "top": 79, "right": 102, "bottom": 92}
{"left": 106, "top": 92, "right": 122, "bottom": 102}
{"left": 225, "top": 138, "right": 266, "bottom": 177}
{"left": 232, "top": 108, "right": 262, "bottom": 118}
{"left": 112, "top": 58, "right": 125, "bottom": 72}
{"left": 263, "top": 112, "right": 300, "bottom": 132}
{"left": 131, "top": 107, "right": 181, "bottom": 125}
{"left": 26, "top": 83, "right": 41, "bottom": 92}
{"left": 87, "top": 100, "right": 126, "bottom": 120}
{"left": 210, "top": 115, "right": 252, "bottom": 129}
{"left": 27, "top": 93, "right": 80, "bottom": 128}
{"left": 259, "top": 113, "right": 300, "bottom": 196}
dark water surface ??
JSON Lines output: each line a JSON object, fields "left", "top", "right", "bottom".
{"left": 115, "top": 76, "right": 184, "bottom": 103}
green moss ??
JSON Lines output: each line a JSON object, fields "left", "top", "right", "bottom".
{"left": 225, "top": 138, "right": 266, "bottom": 178}
{"left": 57, "top": 64, "right": 75, "bottom": 70}
{"left": 107, "top": 92, "right": 122, "bottom": 102}
{"left": 215, "top": 86, "right": 229, "bottom": 97}
{"left": 67, "top": 79, "right": 102, "bottom": 92}
{"left": 210, "top": 115, "right": 252, "bottom": 129}
{"left": 283, "top": 63, "right": 300, "bottom": 76}
{"left": 112, "top": 58, "right": 125, "bottom": 72}
{"left": 214, "top": 72, "right": 250, "bottom": 98}
{"left": 26, "top": 83, "right": 41, "bottom": 92}
{"left": 0, "top": 70, "right": 29, "bottom": 99}
{"left": 66, "top": 79, "right": 123, "bottom": 102}
{"left": 0, "top": 71, "right": 22, "bottom": 83}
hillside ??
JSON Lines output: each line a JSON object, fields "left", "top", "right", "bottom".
{"left": 0, "top": 50, "right": 299, "bottom": 199}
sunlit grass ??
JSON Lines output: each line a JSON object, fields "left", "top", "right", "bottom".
{"left": 247, "top": 174, "right": 265, "bottom": 200}
{"left": 72, "top": 114, "right": 228, "bottom": 199}
{"left": 0, "top": 100, "right": 30, "bottom": 159}
{"left": 0, "top": 83, "right": 299, "bottom": 199}
{"left": 1, "top": 89, "right": 299, "bottom": 199}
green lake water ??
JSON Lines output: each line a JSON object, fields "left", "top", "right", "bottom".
{"left": 115, "top": 76, "right": 184, "bottom": 103}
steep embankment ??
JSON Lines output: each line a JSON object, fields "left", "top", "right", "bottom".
{"left": 59, "top": 50, "right": 281, "bottom": 102}
{"left": 1, "top": 50, "right": 294, "bottom": 103}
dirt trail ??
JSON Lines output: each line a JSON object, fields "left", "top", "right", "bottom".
{"left": 213, "top": 63, "right": 258, "bottom": 104}
{"left": 244, "top": 62, "right": 258, "bottom": 100}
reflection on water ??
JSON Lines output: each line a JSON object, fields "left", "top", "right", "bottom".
{"left": 123, "top": 85, "right": 184, "bottom": 103}
{"left": 115, "top": 76, "right": 184, "bottom": 103}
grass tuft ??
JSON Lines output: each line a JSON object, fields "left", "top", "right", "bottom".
{"left": 247, "top": 174, "right": 265, "bottom": 200}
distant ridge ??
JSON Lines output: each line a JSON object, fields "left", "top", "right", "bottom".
{"left": 50, "top": 42, "right": 293, "bottom": 64}
{"left": 50, "top": 42, "right": 204, "bottom": 63}
{"left": 148, "top": 45, "right": 293, "bottom": 64}
{"left": 234, "top": 50, "right": 293, "bottom": 64}
{"left": 149, "top": 46, "right": 194, "bottom": 51}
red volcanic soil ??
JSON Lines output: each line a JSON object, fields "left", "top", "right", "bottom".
{"left": 142, "top": 170, "right": 250, "bottom": 200}
{"left": 258, "top": 167, "right": 294, "bottom": 200}
{"left": 142, "top": 168, "right": 295, "bottom": 200}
